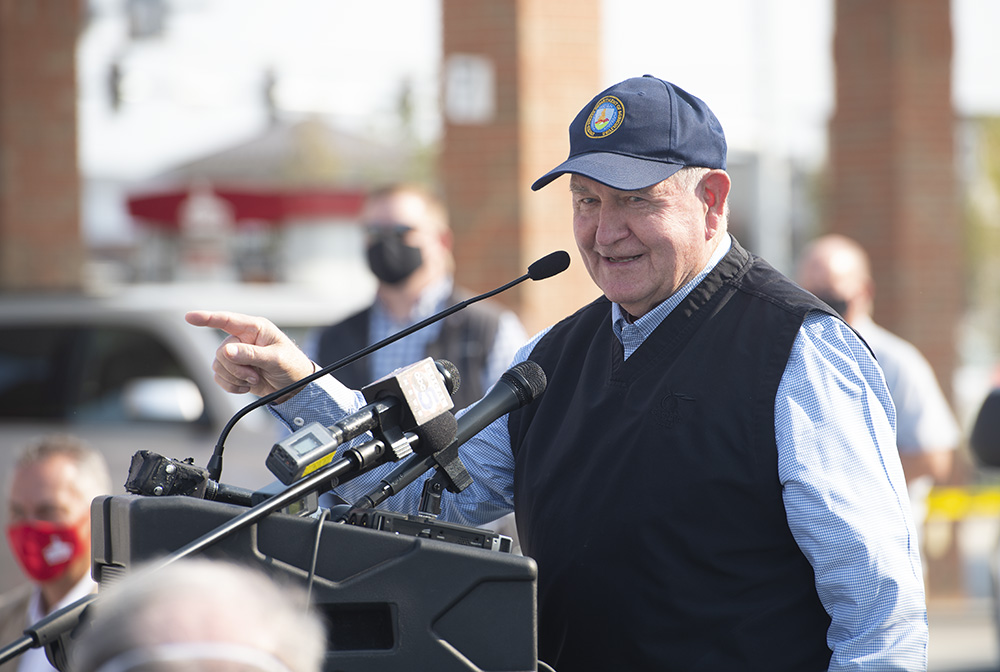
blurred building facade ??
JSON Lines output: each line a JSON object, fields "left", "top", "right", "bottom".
{"left": 0, "top": 0, "right": 86, "bottom": 292}
{"left": 0, "top": 0, "right": 980, "bottom": 388}
{"left": 119, "top": 116, "right": 425, "bottom": 286}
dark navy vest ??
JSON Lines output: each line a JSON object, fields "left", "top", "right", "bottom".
{"left": 508, "top": 240, "right": 836, "bottom": 671}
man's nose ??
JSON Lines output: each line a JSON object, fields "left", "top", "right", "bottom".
{"left": 594, "top": 204, "right": 630, "bottom": 246}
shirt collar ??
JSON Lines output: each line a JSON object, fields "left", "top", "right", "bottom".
{"left": 612, "top": 233, "right": 733, "bottom": 336}
{"left": 27, "top": 572, "right": 96, "bottom": 620}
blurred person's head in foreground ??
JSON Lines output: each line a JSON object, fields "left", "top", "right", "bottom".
{"left": 71, "top": 557, "right": 327, "bottom": 672}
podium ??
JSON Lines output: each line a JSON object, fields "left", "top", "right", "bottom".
{"left": 91, "top": 495, "right": 538, "bottom": 672}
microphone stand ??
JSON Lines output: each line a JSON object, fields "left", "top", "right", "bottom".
{"left": 417, "top": 444, "right": 471, "bottom": 516}
{"left": 206, "top": 250, "right": 569, "bottom": 481}
{"left": 345, "top": 439, "right": 472, "bottom": 519}
{"left": 0, "top": 427, "right": 418, "bottom": 671}
{"left": 0, "top": 596, "right": 97, "bottom": 672}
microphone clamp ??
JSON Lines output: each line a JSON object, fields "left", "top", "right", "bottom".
{"left": 125, "top": 450, "right": 254, "bottom": 506}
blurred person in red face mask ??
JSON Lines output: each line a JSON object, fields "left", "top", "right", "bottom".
{"left": 0, "top": 435, "right": 111, "bottom": 672}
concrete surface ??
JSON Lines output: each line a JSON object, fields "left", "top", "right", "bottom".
{"left": 930, "top": 597, "right": 998, "bottom": 671}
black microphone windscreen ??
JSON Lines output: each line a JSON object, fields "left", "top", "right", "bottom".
{"left": 411, "top": 412, "right": 458, "bottom": 456}
{"left": 502, "top": 360, "right": 547, "bottom": 405}
{"left": 435, "top": 359, "right": 461, "bottom": 396}
{"left": 528, "top": 251, "right": 571, "bottom": 281}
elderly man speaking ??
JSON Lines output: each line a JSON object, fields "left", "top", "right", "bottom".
{"left": 186, "top": 75, "right": 926, "bottom": 671}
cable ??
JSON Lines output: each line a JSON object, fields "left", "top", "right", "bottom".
{"left": 305, "top": 508, "right": 330, "bottom": 604}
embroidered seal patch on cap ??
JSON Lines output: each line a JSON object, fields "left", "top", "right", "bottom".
{"left": 585, "top": 95, "right": 624, "bottom": 138}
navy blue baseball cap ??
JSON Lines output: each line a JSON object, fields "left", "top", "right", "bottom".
{"left": 531, "top": 75, "right": 727, "bottom": 191}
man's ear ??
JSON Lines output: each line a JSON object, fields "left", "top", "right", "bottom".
{"left": 701, "top": 170, "right": 731, "bottom": 237}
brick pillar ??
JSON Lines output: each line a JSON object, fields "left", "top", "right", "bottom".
{"left": 0, "top": 0, "right": 84, "bottom": 291}
{"left": 830, "top": 0, "right": 962, "bottom": 598}
{"left": 828, "top": 0, "right": 961, "bottom": 401}
{"left": 440, "top": 0, "right": 600, "bottom": 335}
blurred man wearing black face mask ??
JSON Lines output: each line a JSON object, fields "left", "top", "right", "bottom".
{"left": 307, "top": 183, "right": 527, "bottom": 410}
{"left": 366, "top": 223, "right": 424, "bottom": 284}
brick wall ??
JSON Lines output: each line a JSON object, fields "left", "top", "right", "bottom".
{"left": 828, "top": 0, "right": 961, "bottom": 400}
{"left": 0, "top": 0, "right": 84, "bottom": 291}
{"left": 440, "top": 0, "right": 601, "bottom": 335}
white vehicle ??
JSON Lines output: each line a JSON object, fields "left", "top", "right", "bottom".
{"left": 0, "top": 282, "right": 370, "bottom": 592}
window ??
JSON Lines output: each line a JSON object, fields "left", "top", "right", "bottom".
{"left": 0, "top": 325, "right": 203, "bottom": 424}
{"left": 0, "top": 327, "right": 77, "bottom": 418}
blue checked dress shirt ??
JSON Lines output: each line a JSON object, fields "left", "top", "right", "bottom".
{"left": 303, "top": 276, "right": 526, "bottom": 397}
{"left": 276, "top": 235, "right": 928, "bottom": 670}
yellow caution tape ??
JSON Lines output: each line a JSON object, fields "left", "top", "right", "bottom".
{"left": 926, "top": 487, "right": 1000, "bottom": 520}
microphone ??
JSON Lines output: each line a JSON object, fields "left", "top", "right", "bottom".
{"left": 453, "top": 359, "right": 547, "bottom": 445}
{"left": 528, "top": 250, "right": 571, "bottom": 281}
{"left": 266, "top": 358, "right": 457, "bottom": 485}
{"left": 206, "top": 251, "right": 569, "bottom": 481}
{"left": 433, "top": 359, "right": 461, "bottom": 397}
{"left": 406, "top": 411, "right": 460, "bottom": 457}
{"left": 293, "top": 411, "right": 459, "bottom": 492}
{"left": 353, "top": 360, "right": 547, "bottom": 509}
{"left": 125, "top": 450, "right": 256, "bottom": 507}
